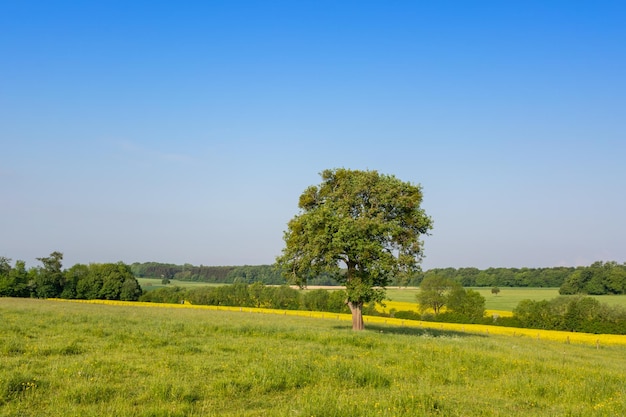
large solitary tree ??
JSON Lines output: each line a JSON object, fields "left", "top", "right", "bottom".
{"left": 276, "top": 168, "right": 433, "bottom": 330}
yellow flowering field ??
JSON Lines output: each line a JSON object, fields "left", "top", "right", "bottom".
{"left": 377, "top": 300, "right": 418, "bottom": 313}
{"left": 375, "top": 300, "right": 513, "bottom": 318}
{"left": 486, "top": 309, "right": 514, "bottom": 317}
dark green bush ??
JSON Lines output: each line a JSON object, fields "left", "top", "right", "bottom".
{"left": 513, "top": 295, "right": 626, "bottom": 334}
{"left": 393, "top": 310, "right": 421, "bottom": 320}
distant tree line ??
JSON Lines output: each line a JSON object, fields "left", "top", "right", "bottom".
{"left": 130, "top": 262, "right": 340, "bottom": 285}
{"left": 0, "top": 252, "right": 142, "bottom": 301}
{"left": 559, "top": 261, "right": 626, "bottom": 295}
{"left": 412, "top": 267, "right": 576, "bottom": 287}
{"left": 139, "top": 283, "right": 351, "bottom": 314}
{"left": 130, "top": 262, "right": 234, "bottom": 282}
{"left": 409, "top": 262, "right": 626, "bottom": 294}
{"left": 129, "top": 261, "right": 626, "bottom": 291}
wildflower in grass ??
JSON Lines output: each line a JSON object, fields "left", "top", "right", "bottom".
{"left": 50, "top": 298, "right": 626, "bottom": 347}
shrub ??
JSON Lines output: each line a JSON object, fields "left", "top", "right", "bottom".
{"left": 303, "top": 289, "right": 330, "bottom": 311}
{"left": 140, "top": 287, "right": 188, "bottom": 304}
{"left": 513, "top": 295, "right": 626, "bottom": 334}
{"left": 393, "top": 310, "right": 421, "bottom": 320}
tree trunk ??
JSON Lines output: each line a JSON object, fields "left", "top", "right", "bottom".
{"left": 348, "top": 301, "right": 365, "bottom": 331}
{"left": 345, "top": 261, "right": 364, "bottom": 330}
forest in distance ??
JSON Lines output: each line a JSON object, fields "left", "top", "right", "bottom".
{"left": 3, "top": 253, "right": 626, "bottom": 334}
{"left": 2, "top": 254, "right": 626, "bottom": 302}
{"left": 130, "top": 260, "right": 626, "bottom": 295}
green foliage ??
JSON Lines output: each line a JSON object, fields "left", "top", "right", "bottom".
{"left": 32, "top": 251, "right": 65, "bottom": 298}
{"left": 416, "top": 276, "right": 486, "bottom": 322}
{"left": 276, "top": 168, "right": 432, "bottom": 329}
{"left": 119, "top": 273, "right": 143, "bottom": 301}
{"left": 0, "top": 253, "right": 142, "bottom": 302}
{"left": 143, "top": 283, "right": 304, "bottom": 311}
{"left": 248, "top": 281, "right": 271, "bottom": 307}
{"left": 72, "top": 262, "right": 143, "bottom": 301}
{"left": 392, "top": 310, "right": 421, "bottom": 320}
{"left": 418, "top": 265, "right": 577, "bottom": 288}
{"left": 226, "top": 265, "right": 285, "bottom": 284}
{"left": 97, "top": 263, "right": 128, "bottom": 299}
{"left": 0, "top": 256, "right": 10, "bottom": 277}
{"left": 327, "top": 289, "right": 350, "bottom": 313}
{"left": 271, "top": 285, "right": 301, "bottom": 310}
{"left": 182, "top": 286, "right": 220, "bottom": 305}
{"left": 513, "top": 295, "right": 626, "bottom": 334}
{"left": 446, "top": 288, "right": 486, "bottom": 322}
{"left": 307, "top": 272, "right": 341, "bottom": 286}
{"left": 139, "top": 286, "right": 187, "bottom": 304}
{"left": 416, "top": 275, "right": 458, "bottom": 314}
{"left": 407, "top": 263, "right": 626, "bottom": 290}
{"left": 130, "top": 262, "right": 287, "bottom": 284}
{"left": 130, "top": 262, "right": 183, "bottom": 279}
{"left": 0, "top": 259, "right": 31, "bottom": 298}
{"left": 139, "top": 283, "right": 356, "bottom": 315}
{"left": 303, "top": 288, "right": 351, "bottom": 313}
{"left": 61, "top": 263, "right": 87, "bottom": 299}
{"left": 302, "top": 288, "right": 330, "bottom": 311}
{"left": 559, "top": 261, "right": 626, "bottom": 295}
{"left": 75, "top": 264, "right": 103, "bottom": 299}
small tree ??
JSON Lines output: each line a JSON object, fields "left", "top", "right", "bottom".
{"left": 447, "top": 287, "right": 486, "bottom": 321}
{"left": 416, "top": 275, "right": 457, "bottom": 315}
{"left": 276, "top": 168, "right": 432, "bottom": 330}
{"left": 491, "top": 286, "right": 500, "bottom": 296}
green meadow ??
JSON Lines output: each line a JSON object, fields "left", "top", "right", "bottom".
{"left": 386, "top": 287, "right": 562, "bottom": 310}
{"left": 2, "top": 298, "right": 626, "bottom": 416}
{"left": 385, "top": 287, "right": 626, "bottom": 311}
{"left": 137, "top": 278, "right": 224, "bottom": 291}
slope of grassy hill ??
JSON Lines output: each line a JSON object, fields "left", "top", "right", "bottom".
{"left": 1, "top": 298, "right": 625, "bottom": 416}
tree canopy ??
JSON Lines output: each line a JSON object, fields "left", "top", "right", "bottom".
{"left": 416, "top": 275, "right": 458, "bottom": 315}
{"left": 559, "top": 261, "right": 626, "bottom": 295}
{"left": 276, "top": 168, "right": 433, "bottom": 330}
{"left": 0, "top": 252, "right": 143, "bottom": 301}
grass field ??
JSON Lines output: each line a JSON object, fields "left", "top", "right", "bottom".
{"left": 137, "top": 278, "right": 224, "bottom": 291}
{"left": 385, "top": 287, "right": 561, "bottom": 311}
{"left": 2, "top": 298, "right": 626, "bottom": 416}
{"left": 386, "top": 287, "right": 626, "bottom": 311}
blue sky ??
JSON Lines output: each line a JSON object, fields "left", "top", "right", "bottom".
{"left": 1, "top": 1, "right": 625, "bottom": 270}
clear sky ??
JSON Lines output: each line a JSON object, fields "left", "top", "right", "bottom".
{"left": 1, "top": 1, "right": 625, "bottom": 271}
